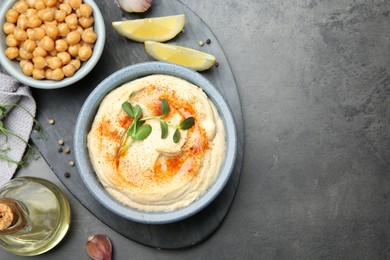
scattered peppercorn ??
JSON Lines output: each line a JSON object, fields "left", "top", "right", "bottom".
{"left": 64, "top": 146, "right": 70, "bottom": 154}
{"left": 48, "top": 119, "right": 55, "bottom": 125}
{"left": 206, "top": 38, "right": 211, "bottom": 44}
{"left": 58, "top": 147, "right": 63, "bottom": 153}
{"left": 64, "top": 172, "right": 70, "bottom": 178}
{"left": 215, "top": 61, "right": 219, "bottom": 67}
{"left": 58, "top": 139, "right": 65, "bottom": 145}
{"left": 198, "top": 40, "right": 204, "bottom": 46}
{"left": 69, "top": 160, "right": 75, "bottom": 166}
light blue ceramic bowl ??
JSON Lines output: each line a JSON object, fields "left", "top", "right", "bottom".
{"left": 74, "top": 62, "right": 237, "bottom": 224}
{"left": 0, "top": 0, "right": 105, "bottom": 89}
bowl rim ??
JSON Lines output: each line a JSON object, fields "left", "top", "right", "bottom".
{"left": 74, "top": 62, "right": 237, "bottom": 224}
{"left": 0, "top": 0, "right": 106, "bottom": 89}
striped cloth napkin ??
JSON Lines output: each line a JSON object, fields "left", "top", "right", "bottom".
{"left": 0, "top": 73, "right": 36, "bottom": 187}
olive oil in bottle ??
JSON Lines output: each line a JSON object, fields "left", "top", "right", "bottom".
{"left": 0, "top": 177, "right": 70, "bottom": 256}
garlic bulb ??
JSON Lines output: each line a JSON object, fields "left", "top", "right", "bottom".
{"left": 118, "top": 0, "right": 153, "bottom": 13}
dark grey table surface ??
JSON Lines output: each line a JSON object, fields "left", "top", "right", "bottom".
{"left": 2, "top": 0, "right": 390, "bottom": 259}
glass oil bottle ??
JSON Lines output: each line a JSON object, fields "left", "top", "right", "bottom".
{"left": 0, "top": 177, "right": 70, "bottom": 256}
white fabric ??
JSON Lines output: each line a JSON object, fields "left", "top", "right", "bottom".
{"left": 0, "top": 73, "right": 36, "bottom": 187}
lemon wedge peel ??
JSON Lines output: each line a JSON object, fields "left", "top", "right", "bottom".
{"left": 144, "top": 41, "right": 216, "bottom": 71}
{"left": 112, "top": 14, "right": 186, "bottom": 42}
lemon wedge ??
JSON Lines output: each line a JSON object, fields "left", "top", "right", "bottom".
{"left": 112, "top": 14, "right": 186, "bottom": 42}
{"left": 144, "top": 41, "right": 216, "bottom": 71}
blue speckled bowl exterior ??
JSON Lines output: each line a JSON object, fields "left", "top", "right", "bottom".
{"left": 74, "top": 62, "right": 237, "bottom": 224}
{"left": 0, "top": 0, "right": 105, "bottom": 89}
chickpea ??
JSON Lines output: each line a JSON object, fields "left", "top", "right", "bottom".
{"left": 66, "top": 31, "right": 80, "bottom": 45}
{"left": 55, "top": 39, "right": 68, "bottom": 52}
{"left": 81, "top": 30, "right": 97, "bottom": 44}
{"left": 57, "top": 23, "right": 70, "bottom": 37}
{"left": 69, "top": 0, "right": 81, "bottom": 10}
{"left": 27, "top": 14, "right": 42, "bottom": 28}
{"left": 44, "top": 0, "right": 57, "bottom": 7}
{"left": 13, "top": 27, "right": 28, "bottom": 41}
{"left": 5, "top": 47, "right": 19, "bottom": 60}
{"left": 25, "top": 8, "right": 38, "bottom": 17}
{"left": 69, "top": 58, "right": 80, "bottom": 70}
{"left": 74, "top": 25, "right": 83, "bottom": 35}
{"left": 26, "top": 0, "right": 36, "bottom": 8}
{"left": 34, "top": 0, "right": 46, "bottom": 11}
{"left": 16, "top": 14, "right": 28, "bottom": 29}
{"left": 78, "top": 16, "right": 93, "bottom": 29}
{"left": 57, "top": 51, "right": 71, "bottom": 65}
{"left": 3, "top": 23, "right": 15, "bottom": 35}
{"left": 59, "top": 3, "right": 72, "bottom": 15}
{"left": 45, "top": 23, "right": 59, "bottom": 39}
{"left": 38, "top": 8, "right": 55, "bottom": 21}
{"left": 19, "top": 47, "right": 33, "bottom": 60}
{"left": 6, "top": 34, "right": 19, "bottom": 47}
{"left": 78, "top": 4, "right": 92, "bottom": 18}
{"left": 32, "top": 27, "right": 46, "bottom": 40}
{"left": 46, "top": 56, "right": 61, "bottom": 69}
{"left": 20, "top": 60, "right": 34, "bottom": 76}
{"left": 14, "top": 1, "right": 29, "bottom": 14}
{"left": 39, "top": 36, "right": 55, "bottom": 51}
{"left": 55, "top": 10, "right": 66, "bottom": 22}
{"left": 6, "top": 9, "right": 19, "bottom": 23}
{"left": 32, "top": 56, "right": 47, "bottom": 69}
{"left": 51, "top": 68, "right": 64, "bottom": 80}
{"left": 45, "top": 68, "right": 53, "bottom": 79}
{"left": 22, "top": 39, "right": 37, "bottom": 52}
{"left": 67, "top": 43, "right": 80, "bottom": 57}
{"left": 32, "top": 68, "right": 45, "bottom": 79}
{"left": 62, "top": 63, "right": 76, "bottom": 77}
{"left": 32, "top": 46, "right": 47, "bottom": 57}
{"left": 78, "top": 45, "right": 92, "bottom": 61}
{"left": 65, "top": 14, "right": 78, "bottom": 30}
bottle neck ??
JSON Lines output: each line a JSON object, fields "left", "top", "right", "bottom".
{"left": 0, "top": 198, "right": 29, "bottom": 235}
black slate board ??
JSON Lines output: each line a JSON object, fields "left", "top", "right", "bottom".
{"left": 26, "top": 0, "right": 244, "bottom": 249}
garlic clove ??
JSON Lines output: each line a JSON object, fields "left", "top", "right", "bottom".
{"left": 85, "top": 234, "right": 113, "bottom": 260}
{"left": 118, "top": 0, "right": 153, "bottom": 13}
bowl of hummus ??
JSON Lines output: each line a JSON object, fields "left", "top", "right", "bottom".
{"left": 74, "top": 62, "right": 237, "bottom": 224}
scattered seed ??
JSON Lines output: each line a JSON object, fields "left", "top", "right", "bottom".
{"left": 206, "top": 38, "right": 211, "bottom": 44}
{"left": 58, "top": 139, "right": 64, "bottom": 145}
{"left": 198, "top": 40, "right": 204, "bottom": 46}
{"left": 58, "top": 147, "right": 63, "bottom": 153}
{"left": 215, "top": 61, "right": 219, "bottom": 67}
{"left": 64, "top": 172, "right": 70, "bottom": 178}
{"left": 69, "top": 160, "right": 75, "bottom": 166}
{"left": 64, "top": 146, "right": 70, "bottom": 154}
{"left": 48, "top": 119, "right": 55, "bottom": 125}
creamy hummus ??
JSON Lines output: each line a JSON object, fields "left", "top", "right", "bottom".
{"left": 87, "top": 75, "right": 225, "bottom": 212}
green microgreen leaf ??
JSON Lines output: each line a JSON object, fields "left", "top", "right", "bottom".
{"left": 134, "top": 124, "right": 152, "bottom": 140}
{"left": 160, "top": 120, "right": 168, "bottom": 139}
{"left": 122, "top": 102, "right": 134, "bottom": 118}
{"left": 134, "top": 105, "right": 142, "bottom": 120}
{"left": 178, "top": 117, "right": 195, "bottom": 130}
{"left": 173, "top": 128, "right": 181, "bottom": 143}
{"left": 127, "top": 119, "right": 145, "bottom": 137}
{"left": 0, "top": 121, "right": 3, "bottom": 128}
{"left": 0, "top": 106, "right": 6, "bottom": 117}
{"left": 161, "top": 99, "right": 170, "bottom": 116}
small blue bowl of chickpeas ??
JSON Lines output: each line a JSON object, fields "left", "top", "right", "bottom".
{"left": 0, "top": 0, "right": 105, "bottom": 89}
